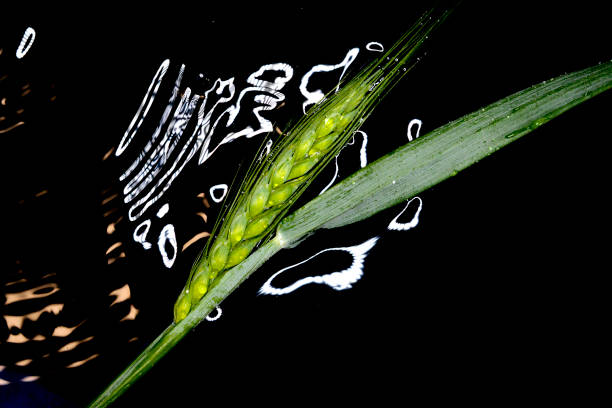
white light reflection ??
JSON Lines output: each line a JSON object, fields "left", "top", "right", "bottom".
{"left": 156, "top": 203, "right": 170, "bottom": 218}
{"left": 199, "top": 63, "right": 293, "bottom": 164}
{"left": 205, "top": 306, "right": 222, "bottom": 321}
{"left": 120, "top": 63, "right": 185, "bottom": 182}
{"left": 259, "top": 237, "right": 379, "bottom": 295}
{"left": 116, "top": 60, "right": 171, "bottom": 156}
{"left": 209, "top": 184, "right": 228, "bottom": 203}
{"left": 126, "top": 78, "right": 234, "bottom": 222}
{"left": 16, "top": 27, "right": 35, "bottom": 59}
{"left": 320, "top": 129, "right": 368, "bottom": 195}
{"left": 365, "top": 42, "right": 384, "bottom": 52}
{"left": 407, "top": 118, "right": 422, "bottom": 142}
{"left": 318, "top": 155, "right": 339, "bottom": 195}
{"left": 261, "top": 139, "right": 273, "bottom": 158}
{"left": 133, "top": 220, "right": 152, "bottom": 250}
{"left": 353, "top": 130, "right": 369, "bottom": 168}
{"left": 299, "top": 48, "right": 359, "bottom": 113}
{"left": 388, "top": 197, "right": 423, "bottom": 231}
{"left": 158, "top": 224, "right": 177, "bottom": 268}
{"left": 124, "top": 85, "right": 199, "bottom": 221}
{"left": 117, "top": 62, "right": 296, "bottom": 223}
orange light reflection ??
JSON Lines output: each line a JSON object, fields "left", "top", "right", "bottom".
{"left": 58, "top": 336, "right": 94, "bottom": 353}
{"left": 66, "top": 353, "right": 99, "bottom": 368}
{"left": 182, "top": 231, "right": 210, "bottom": 252}
{"left": 109, "top": 284, "right": 131, "bottom": 306}
{"left": 120, "top": 305, "right": 139, "bottom": 322}
{"left": 4, "top": 282, "right": 59, "bottom": 305}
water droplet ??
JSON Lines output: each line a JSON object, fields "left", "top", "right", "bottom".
{"left": 505, "top": 129, "right": 523, "bottom": 139}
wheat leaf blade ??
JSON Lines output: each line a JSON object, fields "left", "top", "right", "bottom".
{"left": 278, "top": 60, "right": 612, "bottom": 236}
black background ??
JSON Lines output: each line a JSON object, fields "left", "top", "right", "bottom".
{"left": 1, "top": 2, "right": 609, "bottom": 407}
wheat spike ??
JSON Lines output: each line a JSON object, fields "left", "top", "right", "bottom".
{"left": 174, "top": 11, "right": 443, "bottom": 322}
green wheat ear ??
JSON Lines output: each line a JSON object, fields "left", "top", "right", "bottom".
{"left": 173, "top": 10, "right": 447, "bottom": 323}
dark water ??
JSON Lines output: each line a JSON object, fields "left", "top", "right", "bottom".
{"left": 1, "top": 3, "right": 609, "bottom": 407}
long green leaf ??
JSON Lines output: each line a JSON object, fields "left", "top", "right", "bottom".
{"left": 88, "top": 60, "right": 612, "bottom": 407}
{"left": 278, "top": 60, "right": 612, "bottom": 237}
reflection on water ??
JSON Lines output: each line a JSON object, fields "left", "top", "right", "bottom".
{"left": 299, "top": 47, "right": 359, "bottom": 113}
{"left": 259, "top": 237, "right": 380, "bottom": 295}
{"left": 0, "top": 26, "right": 144, "bottom": 401}
{"left": 0, "top": 39, "right": 54, "bottom": 136}
{"left": 0, "top": 4, "right": 608, "bottom": 406}
{"left": 15, "top": 27, "right": 35, "bottom": 60}
{"left": 209, "top": 184, "right": 228, "bottom": 203}
{"left": 259, "top": 194, "right": 424, "bottom": 296}
{"left": 108, "top": 34, "right": 398, "bottom": 273}
{"left": 0, "top": 255, "right": 141, "bottom": 385}
{"left": 1, "top": 8, "right": 430, "bottom": 405}
{"left": 1, "top": 29, "right": 421, "bottom": 391}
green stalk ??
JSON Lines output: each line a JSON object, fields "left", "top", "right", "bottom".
{"left": 89, "top": 61, "right": 612, "bottom": 407}
{"left": 88, "top": 239, "right": 282, "bottom": 408}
